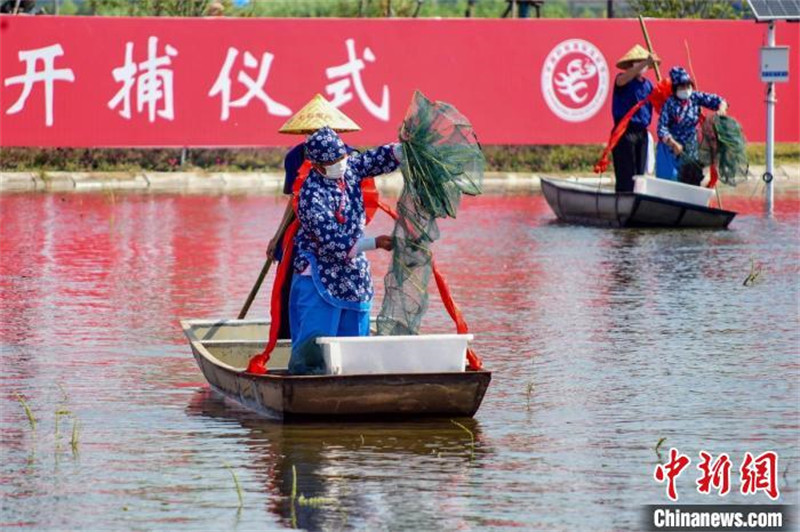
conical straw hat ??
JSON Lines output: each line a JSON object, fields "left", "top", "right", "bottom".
{"left": 616, "top": 44, "right": 654, "bottom": 69}
{"left": 278, "top": 94, "right": 361, "bottom": 134}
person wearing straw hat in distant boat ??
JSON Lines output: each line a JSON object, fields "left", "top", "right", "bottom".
{"left": 265, "top": 95, "right": 362, "bottom": 340}
{"left": 611, "top": 44, "right": 659, "bottom": 192}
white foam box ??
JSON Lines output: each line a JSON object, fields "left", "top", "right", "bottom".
{"left": 633, "top": 176, "right": 714, "bottom": 207}
{"left": 316, "top": 334, "right": 472, "bottom": 375}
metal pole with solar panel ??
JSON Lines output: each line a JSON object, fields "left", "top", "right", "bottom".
{"left": 746, "top": 0, "right": 798, "bottom": 217}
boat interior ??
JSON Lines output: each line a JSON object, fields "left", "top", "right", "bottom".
{"left": 181, "top": 319, "right": 291, "bottom": 372}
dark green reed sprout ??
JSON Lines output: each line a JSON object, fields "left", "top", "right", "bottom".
{"left": 54, "top": 408, "right": 71, "bottom": 437}
{"left": 298, "top": 494, "right": 336, "bottom": 507}
{"left": 526, "top": 382, "right": 534, "bottom": 411}
{"left": 290, "top": 466, "right": 298, "bottom": 529}
{"left": 16, "top": 394, "right": 36, "bottom": 432}
{"left": 291, "top": 465, "right": 297, "bottom": 501}
{"left": 71, "top": 419, "right": 80, "bottom": 456}
{"left": 743, "top": 258, "right": 763, "bottom": 287}
{"left": 291, "top": 464, "right": 335, "bottom": 508}
{"left": 57, "top": 382, "right": 69, "bottom": 403}
{"left": 655, "top": 437, "right": 667, "bottom": 463}
{"left": 224, "top": 463, "right": 244, "bottom": 509}
{"left": 450, "top": 420, "right": 475, "bottom": 461}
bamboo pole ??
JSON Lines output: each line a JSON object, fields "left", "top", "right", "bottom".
{"left": 238, "top": 259, "right": 273, "bottom": 319}
{"left": 638, "top": 15, "right": 662, "bottom": 82}
{"left": 238, "top": 214, "right": 292, "bottom": 319}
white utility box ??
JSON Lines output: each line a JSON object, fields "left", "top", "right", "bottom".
{"left": 760, "top": 46, "right": 789, "bottom": 83}
{"left": 633, "top": 176, "right": 714, "bottom": 207}
{"left": 316, "top": 334, "right": 472, "bottom": 375}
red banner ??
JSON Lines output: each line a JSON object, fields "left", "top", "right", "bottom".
{"left": 0, "top": 15, "right": 797, "bottom": 147}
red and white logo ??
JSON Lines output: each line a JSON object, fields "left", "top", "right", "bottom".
{"left": 541, "top": 39, "right": 609, "bottom": 122}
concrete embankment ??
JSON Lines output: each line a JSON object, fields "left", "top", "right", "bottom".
{"left": 0, "top": 165, "right": 797, "bottom": 194}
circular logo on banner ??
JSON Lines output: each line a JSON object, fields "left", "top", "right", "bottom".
{"left": 541, "top": 39, "right": 609, "bottom": 122}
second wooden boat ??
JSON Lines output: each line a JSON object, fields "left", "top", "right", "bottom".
{"left": 541, "top": 177, "right": 737, "bottom": 229}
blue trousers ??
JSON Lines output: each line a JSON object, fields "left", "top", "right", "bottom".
{"left": 288, "top": 275, "right": 370, "bottom": 374}
{"left": 655, "top": 142, "right": 680, "bottom": 181}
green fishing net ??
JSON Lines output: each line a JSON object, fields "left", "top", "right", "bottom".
{"left": 698, "top": 114, "right": 749, "bottom": 186}
{"left": 376, "top": 91, "right": 484, "bottom": 336}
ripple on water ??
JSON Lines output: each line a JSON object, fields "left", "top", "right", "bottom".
{"left": 1, "top": 192, "right": 798, "bottom": 531}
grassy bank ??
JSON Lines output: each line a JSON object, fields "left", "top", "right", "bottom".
{"left": 50, "top": 0, "right": 646, "bottom": 20}
{"left": 1, "top": 144, "right": 797, "bottom": 174}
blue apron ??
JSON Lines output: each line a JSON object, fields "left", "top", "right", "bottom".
{"left": 656, "top": 142, "right": 680, "bottom": 181}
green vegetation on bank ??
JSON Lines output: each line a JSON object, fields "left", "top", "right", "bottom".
{"left": 1, "top": 144, "right": 796, "bottom": 174}
{"left": 47, "top": 0, "right": 747, "bottom": 19}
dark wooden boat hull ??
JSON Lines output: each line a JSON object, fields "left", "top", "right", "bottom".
{"left": 182, "top": 319, "right": 491, "bottom": 421}
{"left": 541, "top": 177, "right": 736, "bottom": 229}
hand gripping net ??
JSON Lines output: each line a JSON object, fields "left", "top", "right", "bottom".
{"left": 376, "top": 91, "right": 484, "bottom": 336}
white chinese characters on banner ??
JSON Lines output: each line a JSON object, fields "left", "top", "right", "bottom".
{"left": 209, "top": 48, "right": 292, "bottom": 121}
{"left": 325, "top": 39, "right": 390, "bottom": 122}
{"left": 4, "top": 44, "right": 75, "bottom": 127}
{"left": 108, "top": 36, "right": 178, "bottom": 122}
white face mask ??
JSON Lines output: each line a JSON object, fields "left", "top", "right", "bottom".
{"left": 639, "top": 66, "right": 649, "bottom": 76}
{"left": 676, "top": 88, "right": 693, "bottom": 101}
{"left": 323, "top": 157, "right": 348, "bottom": 180}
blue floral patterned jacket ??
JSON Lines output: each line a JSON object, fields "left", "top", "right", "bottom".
{"left": 657, "top": 91, "right": 723, "bottom": 157}
{"left": 294, "top": 144, "right": 399, "bottom": 310}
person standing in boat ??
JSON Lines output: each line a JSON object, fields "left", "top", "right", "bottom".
{"left": 611, "top": 45, "right": 659, "bottom": 192}
{"left": 656, "top": 66, "right": 728, "bottom": 182}
{"left": 289, "top": 127, "right": 401, "bottom": 374}
{"left": 266, "top": 95, "right": 362, "bottom": 339}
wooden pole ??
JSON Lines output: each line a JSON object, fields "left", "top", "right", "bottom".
{"left": 684, "top": 40, "right": 698, "bottom": 86}
{"left": 638, "top": 15, "right": 662, "bottom": 81}
{"left": 238, "top": 212, "right": 293, "bottom": 319}
{"left": 238, "top": 258, "right": 274, "bottom": 319}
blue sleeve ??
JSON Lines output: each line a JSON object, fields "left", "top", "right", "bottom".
{"left": 693, "top": 91, "right": 723, "bottom": 111}
{"left": 347, "top": 144, "right": 400, "bottom": 182}
{"left": 283, "top": 144, "right": 305, "bottom": 195}
{"left": 297, "top": 182, "right": 359, "bottom": 263}
{"left": 657, "top": 100, "right": 673, "bottom": 141}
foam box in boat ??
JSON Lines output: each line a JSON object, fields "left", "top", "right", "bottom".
{"left": 316, "top": 334, "right": 472, "bottom": 375}
{"left": 634, "top": 176, "right": 714, "bottom": 207}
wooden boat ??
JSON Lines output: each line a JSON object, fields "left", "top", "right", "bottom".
{"left": 540, "top": 177, "right": 737, "bottom": 229}
{"left": 180, "top": 319, "right": 491, "bottom": 421}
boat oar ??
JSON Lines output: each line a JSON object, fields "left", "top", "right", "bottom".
{"left": 238, "top": 210, "right": 294, "bottom": 319}
{"left": 238, "top": 257, "right": 274, "bottom": 319}
{"left": 638, "top": 15, "right": 662, "bottom": 82}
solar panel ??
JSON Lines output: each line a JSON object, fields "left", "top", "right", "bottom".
{"left": 747, "top": 0, "right": 800, "bottom": 21}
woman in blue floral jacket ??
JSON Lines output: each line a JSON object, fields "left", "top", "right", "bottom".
{"left": 288, "top": 126, "right": 402, "bottom": 373}
{"left": 656, "top": 66, "right": 728, "bottom": 181}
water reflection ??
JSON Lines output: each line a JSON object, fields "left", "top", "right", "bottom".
{"left": 0, "top": 191, "right": 797, "bottom": 531}
{"left": 186, "top": 389, "right": 485, "bottom": 531}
